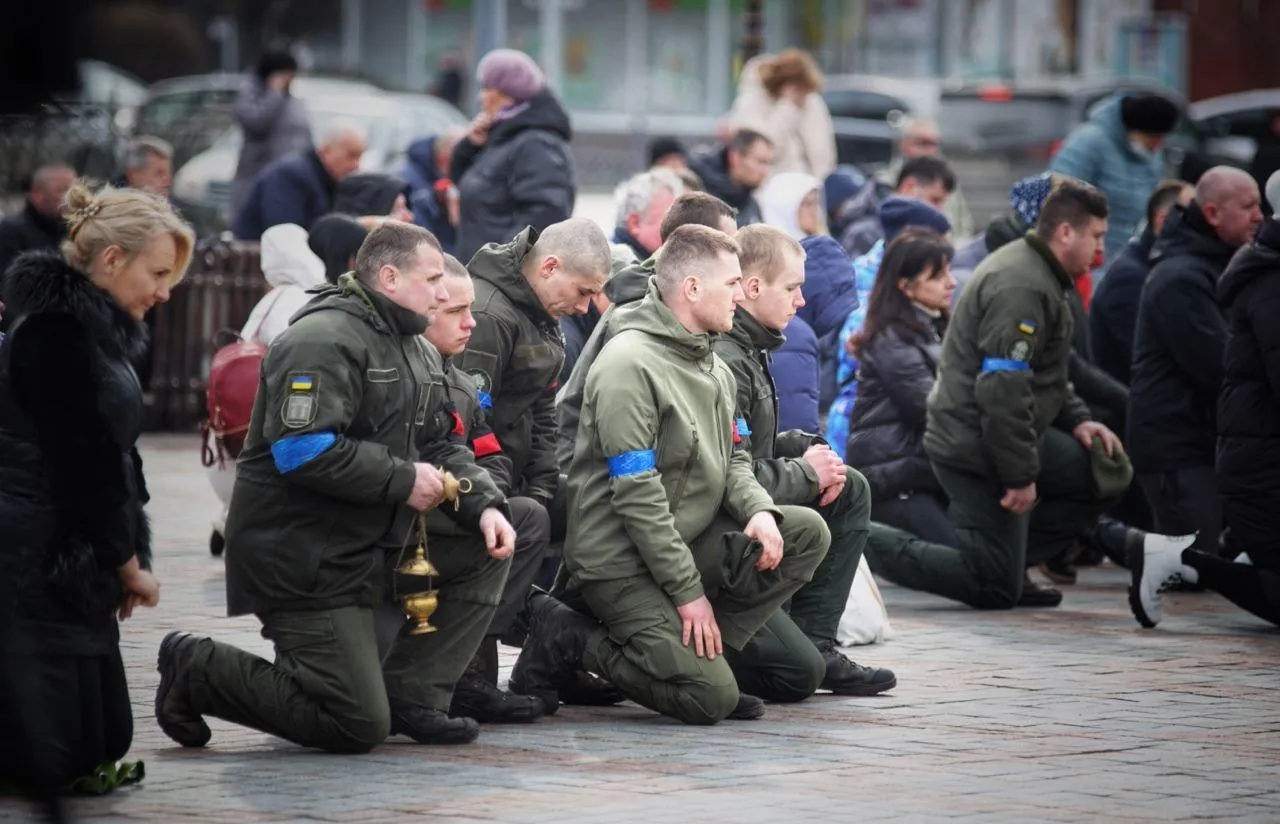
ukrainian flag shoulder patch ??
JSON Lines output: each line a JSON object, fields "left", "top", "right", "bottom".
{"left": 290, "top": 375, "right": 315, "bottom": 392}
{"left": 1017, "top": 320, "right": 1037, "bottom": 335}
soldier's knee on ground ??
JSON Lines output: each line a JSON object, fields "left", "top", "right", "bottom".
{"left": 321, "top": 706, "right": 391, "bottom": 754}
{"left": 776, "top": 505, "right": 832, "bottom": 572}
{"left": 672, "top": 678, "right": 741, "bottom": 726}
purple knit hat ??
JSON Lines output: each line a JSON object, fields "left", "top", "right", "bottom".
{"left": 476, "top": 49, "right": 545, "bottom": 102}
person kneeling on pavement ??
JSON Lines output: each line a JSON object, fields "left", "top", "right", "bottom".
{"left": 154, "top": 222, "right": 517, "bottom": 752}
{"left": 511, "top": 225, "right": 832, "bottom": 724}
{"left": 713, "top": 224, "right": 895, "bottom": 699}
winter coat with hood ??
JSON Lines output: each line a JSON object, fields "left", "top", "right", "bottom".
{"left": 728, "top": 56, "right": 836, "bottom": 179}
{"left": 825, "top": 239, "right": 884, "bottom": 459}
{"left": 1216, "top": 217, "right": 1280, "bottom": 558}
{"left": 240, "top": 223, "right": 327, "bottom": 346}
{"left": 231, "top": 76, "right": 312, "bottom": 219}
{"left": 1049, "top": 94, "right": 1165, "bottom": 268}
{"left": 847, "top": 308, "right": 945, "bottom": 500}
{"left": 400, "top": 136, "right": 457, "bottom": 253}
{"left": 224, "top": 274, "right": 506, "bottom": 616}
{"left": 687, "top": 146, "right": 763, "bottom": 227}
{"left": 1128, "top": 202, "right": 1236, "bottom": 473}
{"left": 0, "top": 251, "right": 153, "bottom": 656}
{"left": 454, "top": 228, "right": 564, "bottom": 505}
{"left": 563, "top": 280, "right": 780, "bottom": 605}
{"left": 555, "top": 256, "right": 653, "bottom": 468}
{"left": 451, "top": 90, "right": 576, "bottom": 263}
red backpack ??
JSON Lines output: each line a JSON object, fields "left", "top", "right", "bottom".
{"left": 199, "top": 291, "right": 280, "bottom": 468}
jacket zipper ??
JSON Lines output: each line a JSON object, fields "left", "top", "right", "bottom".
{"left": 670, "top": 426, "right": 699, "bottom": 504}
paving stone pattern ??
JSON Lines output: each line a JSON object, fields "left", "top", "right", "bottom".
{"left": 5, "top": 435, "right": 1279, "bottom": 823}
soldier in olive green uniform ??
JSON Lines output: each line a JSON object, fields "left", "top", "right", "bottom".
{"left": 512, "top": 227, "right": 831, "bottom": 725}
{"left": 458, "top": 219, "right": 613, "bottom": 530}
{"left": 714, "top": 225, "right": 895, "bottom": 699}
{"left": 875, "top": 182, "right": 1127, "bottom": 609}
{"left": 155, "top": 224, "right": 517, "bottom": 753}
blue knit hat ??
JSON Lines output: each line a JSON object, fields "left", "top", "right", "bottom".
{"left": 1010, "top": 173, "right": 1056, "bottom": 227}
{"left": 878, "top": 196, "right": 951, "bottom": 242}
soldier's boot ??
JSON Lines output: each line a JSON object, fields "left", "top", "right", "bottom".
{"left": 559, "top": 669, "right": 627, "bottom": 706}
{"left": 727, "top": 693, "right": 765, "bottom": 721}
{"left": 155, "top": 631, "right": 213, "bottom": 748}
{"left": 815, "top": 639, "right": 898, "bottom": 696}
{"left": 509, "top": 591, "right": 597, "bottom": 716}
{"left": 449, "top": 637, "right": 544, "bottom": 723}
{"left": 388, "top": 699, "right": 480, "bottom": 745}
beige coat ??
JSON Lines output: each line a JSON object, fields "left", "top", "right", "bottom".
{"left": 728, "top": 56, "right": 837, "bottom": 180}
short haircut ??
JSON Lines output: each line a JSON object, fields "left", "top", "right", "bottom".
{"left": 1147, "top": 179, "right": 1192, "bottom": 226}
{"left": 614, "top": 168, "right": 684, "bottom": 229}
{"left": 530, "top": 216, "right": 612, "bottom": 279}
{"left": 897, "top": 155, "right": 956, "bottom": 193}
{"left": 728, "top": 128, "right": 772, "bottom": 156}
{"left": 654, "top": 224, "right": 741, "bottom": 299}
{"left": 122, "top": 136, "right": 173, "bottom": 172}
{"left": 354, "top": 220, "right": 441, "bottom": 286}
{"left": 736, "top": 224, "right": 804, "bottom": 283}
{"left": 320, "top": 117, "right": 368, "bottom": 146}
{"left": 659, "top": 192, "right": 738, "bottom": 243}
{"left": 1036, "top": 179, "right": 1110, "bottom": 236}
{"left": 442, "top": 252, "right": 470, "bottom": 280}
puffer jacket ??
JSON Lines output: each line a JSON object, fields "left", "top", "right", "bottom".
{"left": 240, "top": 223, "right": 327, "bottom": 346}
{"left": 1049, "top": 94, "right": 1165, "bottom": 271}
{"left": 825, "top": 239, "right": 882, "bottom": 459}
{"left": 846, "top": 310, "right": 945, "bottom": 500}
{"left": 451, "top": 91, "right": 576, "bottom": 262}
{"left": 564, "top": 280, "right": 780, "bottom": 605}
{"left": 0, "top": 252, "right": 152, "bottom": 655}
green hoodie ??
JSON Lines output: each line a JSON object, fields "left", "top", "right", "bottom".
{"left": 456, "top": 228, "right": 563, "bottom": 503}
{"left": 225, "top": 275, "right": 506, "bottom": 616}
{"left": 564, "top": 282, "right": 781, "bottom": 606}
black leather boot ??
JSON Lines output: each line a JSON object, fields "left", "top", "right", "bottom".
{"left": 509, "top": 592, "right": 598, "bottom": 716}
{"left": 155, "top": 631, "right": 212, "bottom": 748}
{"left": 449, "top": 639, "right": 545, "bottom": 723}
{"left": 388, "top": 699, "right": 479, "bottom": 745}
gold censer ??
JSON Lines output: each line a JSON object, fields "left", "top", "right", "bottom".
{"left": 394, "top": 469, "right": 471, "bottom": 635}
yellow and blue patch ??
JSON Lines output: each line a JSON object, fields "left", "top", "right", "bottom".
{"left": 291, "top": 376, "right": 315, "bottom": 392}
{"left": 1017, "top": 320, "right": 1037, "bottom": 335}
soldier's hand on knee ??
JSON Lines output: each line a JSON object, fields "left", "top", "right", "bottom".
{"left": 407, "top": 463, "right": 446, "bottom": 511}
{"left": 479, "top": 507, "right": 516, "bottom": 560}
{"left": 745, "top": 511, "right": 784, "bottom": 571}
{"left": 818, "top": 472, "right": 847, "bottom": 507}
{"left": 803, "top": 444, "right": 846, "bottom": 492}
{"left": 1073, "top": 420, "right": 1123, "bottom": 457}
{"left": 676, "top": 595, "right": 722, "bottom": 659}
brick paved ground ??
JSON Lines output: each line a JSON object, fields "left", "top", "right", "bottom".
{"left": 5, "top": 434, "right": 1280, "bottom": 823}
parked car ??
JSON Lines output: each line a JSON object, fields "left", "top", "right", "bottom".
{"left": 1187, "top": 88, "right": 1280, "bottom": 172}
{"left": 821, "top": 74, "right": 939, "bottom": 171}
{"left": 167, "top": 78, "right": 467, "bottom": 236}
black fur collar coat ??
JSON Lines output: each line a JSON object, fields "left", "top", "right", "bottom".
{"left": 0, "top": 251, "right": 152, "bottom": 655}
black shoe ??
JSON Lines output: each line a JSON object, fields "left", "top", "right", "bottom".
{"left": 558, "top": 669, "right": 626, "bottom": 706}
{"left": 728, "top": 693, "right": 765, "bottom": 720}
{"left": 815, "top": 640, "right": 897, "bottom": 696}
{"left": 449, "top": 672, "right": 544, "bottom": 723}
{"left": 388, "top": 700, "right": 480, "bottom": 744}
{"left": 155, "top": 631, "right": 212, "bottom": 748}
{"left": 1037, "top": 555, "right": 1077, "bottom": 585}
{"left": 509, "top": 592, "right": 598, "bottom": 716}
{"left": 209, "top": 530, "right": 225, "bottom": 557}
{"left": 1017, "top": 574, "right": 1063, "bottom": 608}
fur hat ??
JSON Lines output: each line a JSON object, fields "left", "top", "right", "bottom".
{"left": 476, "top": 49, "right": 545, "bottom": 102}
{"left": 1120, "top": 94, "right": 1180, "bottom": 136}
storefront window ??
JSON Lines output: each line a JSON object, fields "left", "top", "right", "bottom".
{"left": 562, "top": 0, "right": 629, "bottom": 112}
{"left": 647, "top": 0, "right": 710, "bottom": 114}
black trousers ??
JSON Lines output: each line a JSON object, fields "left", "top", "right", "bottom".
{"left": 1139, "top": 467, "right": 1223, "bottom": 553}
{"left": 871, "top": 491, "right": 957, "bottom": 548}
{"left": 1184, "top": 548, "right": 1280, "bottom": 627}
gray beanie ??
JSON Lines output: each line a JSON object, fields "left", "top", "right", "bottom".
{"left": 476, "top": 49, "right": 545, "bottom": 102}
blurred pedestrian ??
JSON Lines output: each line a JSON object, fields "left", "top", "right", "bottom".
{"left": 647, "top": 136, "right": 688, "bottom": 172}
{"left": 116, "top": 136, "right": 173, "bottom": 198}
{"left": 877, "top": 119, "right": 974, "bottom": 240}
{"left": 309, "top": 213, "right": 369, "bottom": 284}
{"left": 230, "top": 49, "right": 312, "bottom": 219}
{"left": 451, "top": 49, "right": 574, "bottom": 263}
{"left": 401, "top": 128, "right": 465, "bottom": 253}
{"left": 0, "top": 163, "right": 75, "bottom": 303}
{"left": 729, "top": 49, "right": 835, "bottom": 178}
{"left": 687, "top": 129, "right": 774, "bottom": 227}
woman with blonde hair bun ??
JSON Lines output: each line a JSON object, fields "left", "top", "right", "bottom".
{"left": 0, "top": 181, "right": 193, "bottom": 798}
{"left": 729, "top": 48, "right": 837, "bottom": 179}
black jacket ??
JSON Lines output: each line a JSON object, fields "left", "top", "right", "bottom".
{"left": 1216, "top": 218, "right": 1280, "bottom": 555}
{"left": 847, "top": 311, "right": 945, "bottom": 500}
{"left": 0, "top": 252, "right": 151, "bottom": 656}
{"left": 1128, "top": 203, "right": 1237, "bottom": 472}
{"left": 452, "top": 91, "right": 575, "bottom": 263}
{"left": 332, "top": 173, "right": 408, "bottom": 218}
{"left": 687, "top": 146, "right": 762, "bottom": 226}
{"left": 0, "top": 202, "right": 64, "bottom": 332}
{"left": 232, "top": 150, "right": 337, "bottom": 241}
{"left": 1091, "top": 224, "right": 1161, "bottom": 385}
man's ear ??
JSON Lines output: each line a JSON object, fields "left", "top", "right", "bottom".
{"left": 626, "top": 212, "right": 643, "bottom": 237}
{"left": 743, "top": 274, "right": 763, "bottom": 300}
{"left": 683, "top": 274, "right": 700, "bottom": 302}
{"left": 538, "top": 254, "right": 560, "bottom": 280}
{"left": 378, "top": 263, "right": 398, "bottom": 291}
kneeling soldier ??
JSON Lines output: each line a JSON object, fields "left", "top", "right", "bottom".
{"left": 155, "top": 222, "right": 516, "bottom": 752}
{"left": 512, "top": 225, "right": 831, "bottom": 725}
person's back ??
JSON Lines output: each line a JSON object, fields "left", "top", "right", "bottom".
{"left": 1217, "top": 216, "right": 1280, "bottom": 557}
{"left": 230, "top": 51, "right": 312, "bottom": 218}
{"left": 241, "top": 223, "right": 327, "bottom": 346}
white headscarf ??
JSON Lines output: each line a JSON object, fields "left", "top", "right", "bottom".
{"left": 756, "top": 171, "right": 821, "bottom": 240}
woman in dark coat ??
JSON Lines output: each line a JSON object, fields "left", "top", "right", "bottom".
{"left": 0, "top": 181, "right": 192, "bottom": 795}
{"left": 846, "top": 229, "right": 957, "bottom": 546}
{"left": 451, "top": 49, "right": 575, "bottom": 263}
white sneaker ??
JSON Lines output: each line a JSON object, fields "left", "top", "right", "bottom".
{"left": 1127, "top": 533, "right": 1199, "bottom": 628}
